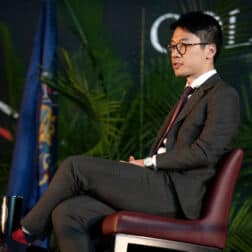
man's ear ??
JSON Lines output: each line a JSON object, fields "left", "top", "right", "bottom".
{"left": 206, "top": 44, "right": 217, "bottom": 60}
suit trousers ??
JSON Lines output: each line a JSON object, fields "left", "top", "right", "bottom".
{"left": 21, "top": 155, "right": 178, "bottom": 252}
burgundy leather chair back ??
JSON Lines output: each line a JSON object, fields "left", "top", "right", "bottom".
{"left": 202, "top": 148, "right": 244, "bottom": 225}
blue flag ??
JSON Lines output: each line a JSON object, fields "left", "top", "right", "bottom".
{"left": 8, "top": 0, "right": 57, "bottom": 248}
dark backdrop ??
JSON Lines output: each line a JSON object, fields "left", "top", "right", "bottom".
{"left": 0, "top": 0, "right": 252, "bottom": 128}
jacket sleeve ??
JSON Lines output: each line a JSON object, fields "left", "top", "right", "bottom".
{"left": 155, "top": 85, "right": 240, "bottom": 171}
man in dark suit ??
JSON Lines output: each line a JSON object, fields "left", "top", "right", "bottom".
{"left": 12, "top": 11, "right": 240, "bottom": 252}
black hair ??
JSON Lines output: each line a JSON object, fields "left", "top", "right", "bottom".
{"left": 170, "top": 11, "right": 223, "bottom": 61}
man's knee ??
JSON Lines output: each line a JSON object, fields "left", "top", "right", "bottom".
{"left": 58, "top": 155, "right": 89, "bottom": 175}
{"left": 56, "top": 156, "right": 82, "bottom": 181}
{"left": 58, "top": 156, "right": 75, "bottom": 171}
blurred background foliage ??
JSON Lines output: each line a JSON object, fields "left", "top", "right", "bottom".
{"left": 0, "top": 0, "right": 252, "bottom": 251}
{"left": 0, "top": 21, "right": 25, "bottom": 193}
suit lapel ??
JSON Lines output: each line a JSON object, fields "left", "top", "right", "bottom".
{"left": 149, "top": 73, "right": 221, "bottom": 155}
{"left": 174, "top": 87, "right": 204, "bottom": 123}
{"left": 173, "top": 74, "right": 220, "bottom": 125}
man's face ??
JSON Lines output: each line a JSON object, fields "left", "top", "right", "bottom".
{"left": 169, "top": 27, "right": 214, "bottom": 82}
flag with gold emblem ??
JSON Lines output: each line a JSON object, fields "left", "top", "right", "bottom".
{"left": 8, "top": 0, "right": 57, "bottom": 248}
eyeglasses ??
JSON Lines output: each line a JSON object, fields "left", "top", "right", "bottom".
{"left": 167, "top": 42, "right": 209, "bottom": 56}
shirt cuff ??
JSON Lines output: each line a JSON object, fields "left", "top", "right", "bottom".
{"left": 152, "top": 155, "right": 157, "bottom": 170}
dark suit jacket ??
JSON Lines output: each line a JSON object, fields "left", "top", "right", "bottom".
{"left": 149, "top": 74, "right": 240, "bottom": 219}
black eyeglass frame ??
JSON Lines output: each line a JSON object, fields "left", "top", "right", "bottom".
{"left": 167, "top": 42, "right": 209, "bottom": 56}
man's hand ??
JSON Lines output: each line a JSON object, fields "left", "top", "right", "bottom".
{"left": 128, "top": 155, "right": 144, "bottom": 168}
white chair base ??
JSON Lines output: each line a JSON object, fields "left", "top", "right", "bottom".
{"left": 114, "top": 233, "right": 222, "bottom": 252}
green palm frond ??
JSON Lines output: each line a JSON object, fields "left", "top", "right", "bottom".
{"left": 45, "top": 49, "right": 124, "bottom": 160}
{"left": 225, "top": 200, "right": 252, "bottom": 252}
{"left": 59, "top": 0, "right": 112, "bottom": 94}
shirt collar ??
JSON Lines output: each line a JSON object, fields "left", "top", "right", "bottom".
{"left": 186, "top": 69, "right": 217, "bottom": 89}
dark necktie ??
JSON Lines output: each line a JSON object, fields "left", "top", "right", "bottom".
{"left": 154, "top": 86, "right": 194, "bottom": 153}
